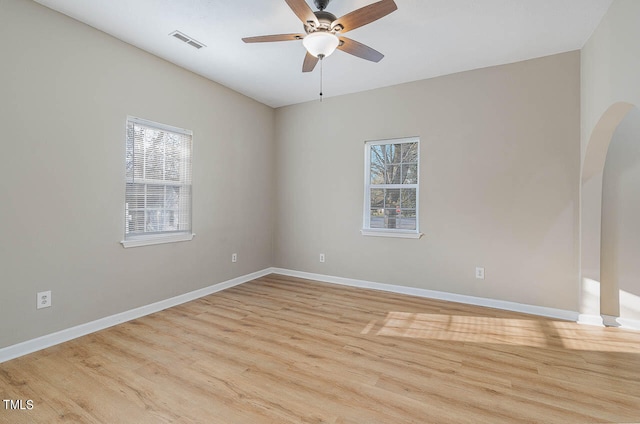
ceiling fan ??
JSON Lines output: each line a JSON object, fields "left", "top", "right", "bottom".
{"left": 242, "top": 0, "right": 398, "bottom": 73}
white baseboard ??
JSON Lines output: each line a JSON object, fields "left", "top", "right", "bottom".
{"left": 578, "top": 314, "right": 640, "bottom": 330}
{"left": 578, "top": 314, "right": 604, "bottom": 326}
{"left": 603, "top": 314, "right": 640, "bottom": 330}
{"left": 602, "top": 314, "right": 621, "bottom": 327}
{"left": 616, "top": 317, "right": 640, "bottom": 330}
{"left": 0, "top": 268, "right": 272, "bottom": 364}
{"left": 270, "top": 268, "right": 580, "bottom": 322}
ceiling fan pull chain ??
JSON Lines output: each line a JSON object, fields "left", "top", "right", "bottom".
{"left": 319, "top": 54, "right": 324, "bottom": 102}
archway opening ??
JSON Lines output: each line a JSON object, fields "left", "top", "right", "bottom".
{"left": 580, "top": 101, "right": 638, "bottom": 327}
{"left": 601, "top": 107, "right": 640, "bottom": 327}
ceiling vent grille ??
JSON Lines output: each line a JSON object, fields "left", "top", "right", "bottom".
{"left": 170, "top": 31, "right": 205, "bottom": 49}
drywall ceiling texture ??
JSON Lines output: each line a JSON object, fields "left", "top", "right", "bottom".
{"left": 0, "top": 0, "right": 275, "bottom": 348}
{"left": 275, "top": 51, "right": 581, "bottom": 312}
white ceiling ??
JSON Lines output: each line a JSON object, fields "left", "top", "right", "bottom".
{"left": 33, "top": 0, "right": 612, "bottom": 108}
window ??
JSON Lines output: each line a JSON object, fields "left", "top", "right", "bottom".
{"left": 122, "top": 117, "right": 193, "bottom": 248}
{"left": 363, "top": 137, "right": 422, "bottom": 238}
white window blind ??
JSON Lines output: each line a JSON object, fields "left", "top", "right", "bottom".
{"left": 363, "top": 137, "right": 422, "bottom": 238}
{"left": 123, "top": 117, "right": 193, "bottom": 247}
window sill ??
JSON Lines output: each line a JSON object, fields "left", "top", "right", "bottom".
{"left": 121, "top": 232, "right": 195, "bottom": 248}
{"left": 360, "top": 229, "right": 423, "bottom": 239}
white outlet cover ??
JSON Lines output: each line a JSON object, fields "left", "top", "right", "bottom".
{"left": 319, "top": 253, "right": 325, "bottom": 263}
{"left": 475, "top": 267, "right": 485, "bottom": 280}
{"left": 37, "top": 290, "right": 52, "bottom": 309}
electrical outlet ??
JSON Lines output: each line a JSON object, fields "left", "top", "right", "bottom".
{"left": 475, "top": 267, "right": 485, "bottom": 280}
{"left": 37, "top": 291, "right": 51, "bottom": 309}
{"left": 319, "top": 253, "right": 325, "bottom": 263}
{"left": 231, "top": 253, "right": 238, "bottom": 263}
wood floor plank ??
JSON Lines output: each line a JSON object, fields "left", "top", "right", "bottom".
{"left": 2, "top": 274, "right": 640, "bottom": 423}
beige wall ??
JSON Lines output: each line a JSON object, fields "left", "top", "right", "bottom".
{"left": 0, "top": 0, "right": 275, "bottom": 348}
{"left": 275, "top": 52, "right": 581, "bottom": 311}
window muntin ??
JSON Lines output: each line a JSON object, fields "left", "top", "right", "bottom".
{"left": 364, "top": 138, "right": 419, "bottom": 234}
{"left": 124, "top": 117, "right": 193, "bottom": 246}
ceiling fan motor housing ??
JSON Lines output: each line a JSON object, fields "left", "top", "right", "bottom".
{"left": 306, "top": 10, "right": 338, "bottom": 33}
{"left": 314, "top": 0, "right": 331, "bottom": 11}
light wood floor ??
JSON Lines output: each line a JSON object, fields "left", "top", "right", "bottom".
{"left": 2, "top": 274, "right": 640, "bottom": 423}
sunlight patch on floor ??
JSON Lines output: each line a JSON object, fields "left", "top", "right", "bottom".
{"left": 550, "top": 320, "right": 640, "bottom": 353}
{"left": 369, "top": 312, "right": 552, "bottom": 348}
{"left": 364, "top": 312, "right": 640, "bottom": 353}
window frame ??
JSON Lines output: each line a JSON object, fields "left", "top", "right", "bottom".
{"left": 121, "top": 116, "right": 194, "bottom": 248}
{"left": 362, "top": 137, "right": 423, "bottom": 239}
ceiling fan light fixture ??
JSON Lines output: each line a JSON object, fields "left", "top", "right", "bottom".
{"left": 303, "top": 32, "right": 339, "bottom": 58}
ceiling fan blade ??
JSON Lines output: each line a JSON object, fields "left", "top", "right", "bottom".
{"left": 285, "top": 0, "right": 319, "bottom": 26}
{"left": 332, "top": 0, "right": 397, "bottom": 33}
{"left": 242, "top": 33, "right": 306, "bottom": 43}
{"left": 337, "top": 37, "right": 384, "bottom": 62}
{"left": 302, "top": 52, "right": 319, "bottom": 72}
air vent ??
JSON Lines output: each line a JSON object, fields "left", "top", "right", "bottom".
{"left": 169, "top": 31, "right": 205, "bottom": 49}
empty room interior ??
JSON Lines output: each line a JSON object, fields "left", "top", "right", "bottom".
{"left": 1, "top": 0, "right": 640, "bottom": 422}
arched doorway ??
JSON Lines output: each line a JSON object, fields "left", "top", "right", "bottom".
{"left": 601, "top": 107, "right": 640, "bottom": 328}
{"left": 580, "top": 101, "right": 638, "bottom": 327}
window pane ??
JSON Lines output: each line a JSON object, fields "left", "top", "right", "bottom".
{"left": 145, "top": 210, "right": 161, "bottom": 232}
{"left": 133, "top": 127, "right": 145, "bottom": 180}
{"left": 165, "top": 134, "right": 182, "bottom": 182}
{"left": 370, "top": 189, "right": 384, "bottom": 208}
{"left": 166, "top": 210, "right": 176, "bottom": 229}
{"left": 166, "top": 186, "right": 180, "bottom": 208}
{"left": 371, "top": 144, "right": 385, "bottom": 164}
{"left": 147, "top": 185, "right": 165, "bottom": 209}
{"left": 175, "top": 208, "right": 190, "bottom": 230}
{"left": 143, "top": 129, "right": 165, "bottom": 181}
{"left": 126, "top": 124, "right": 134, "bottom": 181}
{"left": 401, "top": 164, "right": 418, "bottom": 184}
{"left": 384, "top": 208, "right": 400, "bottom": 229}
{"left": 385, "top": 165, "right": 402, "bottom": 184}
{"left": 158, "top": 210, "right": 174, "bottom": 232}
{"left": 401, "top": 188, "right": 416, "bottom": 208}
{"left": 370, "top": 209, "right": 385, "bottom": 228}
{"left": 388, "top": 144, "right": 402, "bottom": 164}
{"left": 402, "top": 142, "right": 418, "bottom": 163}
{"left": 370, "top": 146, "right": 386, "bottom": 184}
{"left": 385, "top": 189, "right": 400, "bottom": 208}
{"left": 399, "top": 209, "right": 417, "bottom": 230}
{"left": 125, "top": 183, "right": 145, "bottom": 208}
{"left": 127, "top": 210, "right": 145, "bottom": 234}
